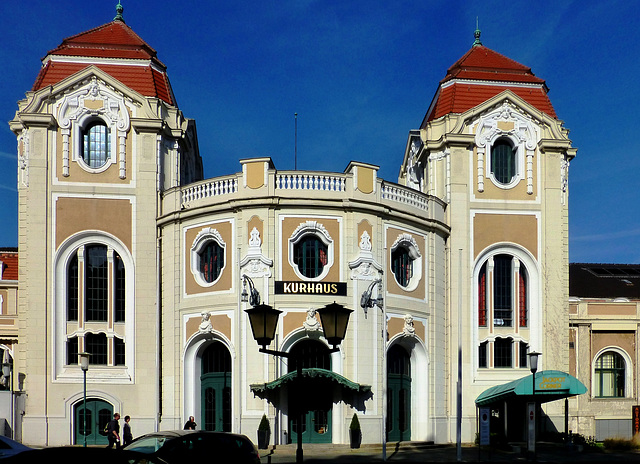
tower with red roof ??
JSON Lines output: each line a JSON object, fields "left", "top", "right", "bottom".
{"left": 399, "top": 28, "right": 576, "bottom": 441}
{"left": 10, "top": 3, "right": 202, "bottom": 446}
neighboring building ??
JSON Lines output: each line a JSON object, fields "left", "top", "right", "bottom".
{"left": 569, "top": 263, "right": 640, "bottom": 440}
{"left": 9, "top": 6, "right": 584, "bottom": 447}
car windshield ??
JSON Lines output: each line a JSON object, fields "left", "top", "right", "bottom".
{"left": 124, "top": 436, "right": 169, "bottom": 454}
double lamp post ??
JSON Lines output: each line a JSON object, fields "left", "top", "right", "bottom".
{"left": 241, "top": 275, "right": 353, "bottom": 464}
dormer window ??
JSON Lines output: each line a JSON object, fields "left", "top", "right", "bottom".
{"left": 82, "top": 121, "right": 111, "bottom": 169}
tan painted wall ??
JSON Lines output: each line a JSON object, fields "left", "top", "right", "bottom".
{"left": 473, "top": 213, "right": 538, "bottom": 259}
{"left": 588, "top": 303, "right": 637, "bottom": 316}
{"left": 385, "top": 227, "right": 426, "bottom": 300}
{"left": 184, "top": 221, "right": 234, "bottom": 295}
{"left": 280, "top": 217, "right": 341, "bottom": 282}
{"left": 55, "top": 197, "right": 132, "bottom": 250}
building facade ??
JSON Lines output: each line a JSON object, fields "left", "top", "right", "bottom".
{"left": 569, "top": 264, "right": 640, "bottom": 440}
{"left": 9, "top": 8, "right": 584, "bottom": 447}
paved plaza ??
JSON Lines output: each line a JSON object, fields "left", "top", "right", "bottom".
{"left": 261, "top": 442, "right": 640, "bottom": 463}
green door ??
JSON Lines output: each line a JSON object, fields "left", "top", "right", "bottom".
{"left": 74, "top": 399, "right": 112, "bottom": 445}
{"left": 387, "top": 345, "right": 411, "bottom": 442}
{"left": 290, "top": 405, "right": 332, "bottom": 443}
{"left": 201, "top": 342, "right": 232, "bottom": 432}
{"left": 288, "top": 340, "right": 332, "bottom": 444}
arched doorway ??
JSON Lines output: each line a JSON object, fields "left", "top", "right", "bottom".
{"left": 74, "top": 398, "right": 112, "bottom": 445}
{"left": 387, "top": 344, "right": 411, "bottom": 441}
{"left": 288, "top": 339, "right": 332, "bottom": 444}
{"left": 201, "top": 342, "right": 231, "bottom": 432}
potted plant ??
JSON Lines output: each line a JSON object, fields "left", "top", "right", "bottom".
{"left": 349, "top": 413, "right": 362, "bottom": 448}
{"left": 257, "top": 414, "right": 271, "bottom": 449}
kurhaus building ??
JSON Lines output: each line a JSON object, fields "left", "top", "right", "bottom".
{"left": 9, "top": 5, "right": 592, "bottom": 447}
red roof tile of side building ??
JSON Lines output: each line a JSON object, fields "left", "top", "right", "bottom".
{"left": 0, "top": 252, "right": 18, "bottom": 282}
{"left": 423, "top": 42, "right": 556, "bottom": 125}
{"left": 32, "top": 19, "right": 175, "bottom": 106}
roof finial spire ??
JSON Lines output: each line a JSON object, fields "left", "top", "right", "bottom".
{"left": 473, "top": 17, "right": 482, "bottom": 46}
{"left": 114, "top": 1, "right": 125, "bottom": 22}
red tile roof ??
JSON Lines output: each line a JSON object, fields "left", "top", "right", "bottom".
{"left": 0, "top": 252, "right": 18, "bottom": 281}
{"left": 423, "top": 45, "right": 556, "bottom": 124}
{"left": 32, "top": 20, "right": 175, "bottom": 106}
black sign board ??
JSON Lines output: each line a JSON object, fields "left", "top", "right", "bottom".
{"left": 275, "top": 281, "right": 347, "bottom": 296}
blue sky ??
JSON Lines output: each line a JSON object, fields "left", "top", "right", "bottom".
{"left": 1, "top": 1, "right": 639, "bottom": 263}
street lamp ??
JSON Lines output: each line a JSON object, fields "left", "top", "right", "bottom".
{"left": 241, "top": 274, "right": 261, "bottom": 307}
{"left": 528, "top": 351, "right": 541, "bottom": 460}
{"left": 360, "top": 278, "right": 383, "bottom": 315}
{"left": 244, "top": 295, "right": 352, "bottom": 463}
{"left": 1, "top": 361, "right": 12, "bottom": 439}
{"left": 79, "top": 352, "right": 90, "bottom": 448}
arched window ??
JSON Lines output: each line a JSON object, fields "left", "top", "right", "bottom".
{"left": 190, "top": 227, "right": 227, "bottom": 287}
{"left": 288, "top": 339, "right": 331, "bottom": 372}
{"left": 82, "top": 121, "right": 111, "bottom": 169}
{"left": 199, "top": 241, "right": 225, "bottom": 283}
{"left": 595, "top": 351, "right": 626, "bottom": 398}
{"left": 477, "top": 254, "right": 528, "bottom": 329}
{"left": 293, "top": 236, "right": 328, "bottom": 279}
{"left": 391, "top": 246, "right": 413, "bottom": 288}
{"left": 63, "top": 242, "right": 129, "bottom": 369}
{"left": 491, "top": 138, "right": 516, "bottom": 184}
{"left": 86, "top": 245, "right": 108, "bottom": 322}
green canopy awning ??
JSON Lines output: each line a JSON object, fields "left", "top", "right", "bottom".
{"left": 475, "top": 370, "right": 587, "bottom": 407}
{"left": 250, "top": 368, "right": 371, "bottom": 395}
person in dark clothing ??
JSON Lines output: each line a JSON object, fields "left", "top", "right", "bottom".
{"left": 184, "top": 416, "right": 197, "bottom": 430}
{"left": 106, "top": 412, "right": 121, "bottom": 449}
{"left": 123, "top": 415, "right": 133, "bottom": 446}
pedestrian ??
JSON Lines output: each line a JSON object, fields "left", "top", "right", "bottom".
{"left": 106, "top": 412, "right": 121, "bottom": 449}
{"left": 123, "top": 415, "right": 133, "bottom": 446}
{"left": 183, "top": 415, "right": 197, "bottom": 430}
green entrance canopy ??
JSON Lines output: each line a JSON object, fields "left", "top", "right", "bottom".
{"left": 250, "top": 368, "right": 371, "bottom": 395}
{"left": 475, "top": 370, "right": 587, "bottom": 407}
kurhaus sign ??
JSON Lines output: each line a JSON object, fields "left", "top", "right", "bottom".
{"left": 275, "top": 281, "right": 347, "bottom": 296}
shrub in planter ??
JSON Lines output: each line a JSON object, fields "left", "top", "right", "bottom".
{"left": 349, "top": 413, "right": 362, "bottom": 448}
{"left": 257, "top": 414, "right": 271, "bottom": 449}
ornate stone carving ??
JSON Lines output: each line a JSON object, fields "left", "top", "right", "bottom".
{"left": 240, "top": 227, "right": 273, "bottom": 278}
{"left": 474, "top": 101, "right": 538, "bottom": 193}
{"left": 349, "top": 231, "right": 382, "bottom": 280}
{"left": 303, "top": 309, "right": 321, "bottom": 332}
{"left": 55, "top": 77, "right": 130, "bottom": 178}
{"left": 198, "top": 311, "right": 213, "bottom": 334}
{"left": 403, "top": 314, "right": 416, "bottom": 337}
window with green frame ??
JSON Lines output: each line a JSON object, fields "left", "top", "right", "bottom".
{"left": 391, "top": 246, "right": 413, "bottom": 287}
{"left": 199, "top": 241, "right": 225, "bottom": 283}
{"left": 293, "top": 235, "right": 328, "bottom": 278}
{"left": 491, "top": 139, "right": 516, "bottom": 184}
{"left": 595, "top": 351, "right": 625, "bottom": 397}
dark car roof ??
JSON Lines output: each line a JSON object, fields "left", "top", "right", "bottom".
{"left": 135, "top": 430, "right": 252, "bottom": 439}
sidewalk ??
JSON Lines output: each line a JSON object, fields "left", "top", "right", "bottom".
{"left": 259, "top": 442, "right": 640, "bottom": 463}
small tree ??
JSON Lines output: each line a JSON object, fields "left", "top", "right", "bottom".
{"left": 259, "top": 414, "right": 270, "bottom": 431}
{"left": 349, "top": 413, "right": 361, "bottom": 430}
{"left": 257, "top": 414, "right": 270, "bottom": 449}
{"left": 349, "top": 413, "right": 361, "bottom": 448}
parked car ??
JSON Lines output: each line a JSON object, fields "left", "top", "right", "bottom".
{"left": 0, "top": 435, "right": 31, "bottom": 459}
{"left": 3, "top": 446, "right": 161, "bottom": 463}
{"left": 123, "top": 430, "right": 261, "bottom": 464}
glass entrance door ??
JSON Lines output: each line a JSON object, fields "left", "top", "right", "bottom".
{"left": 74, "top": 399, "right": 112, "bottom": 445}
